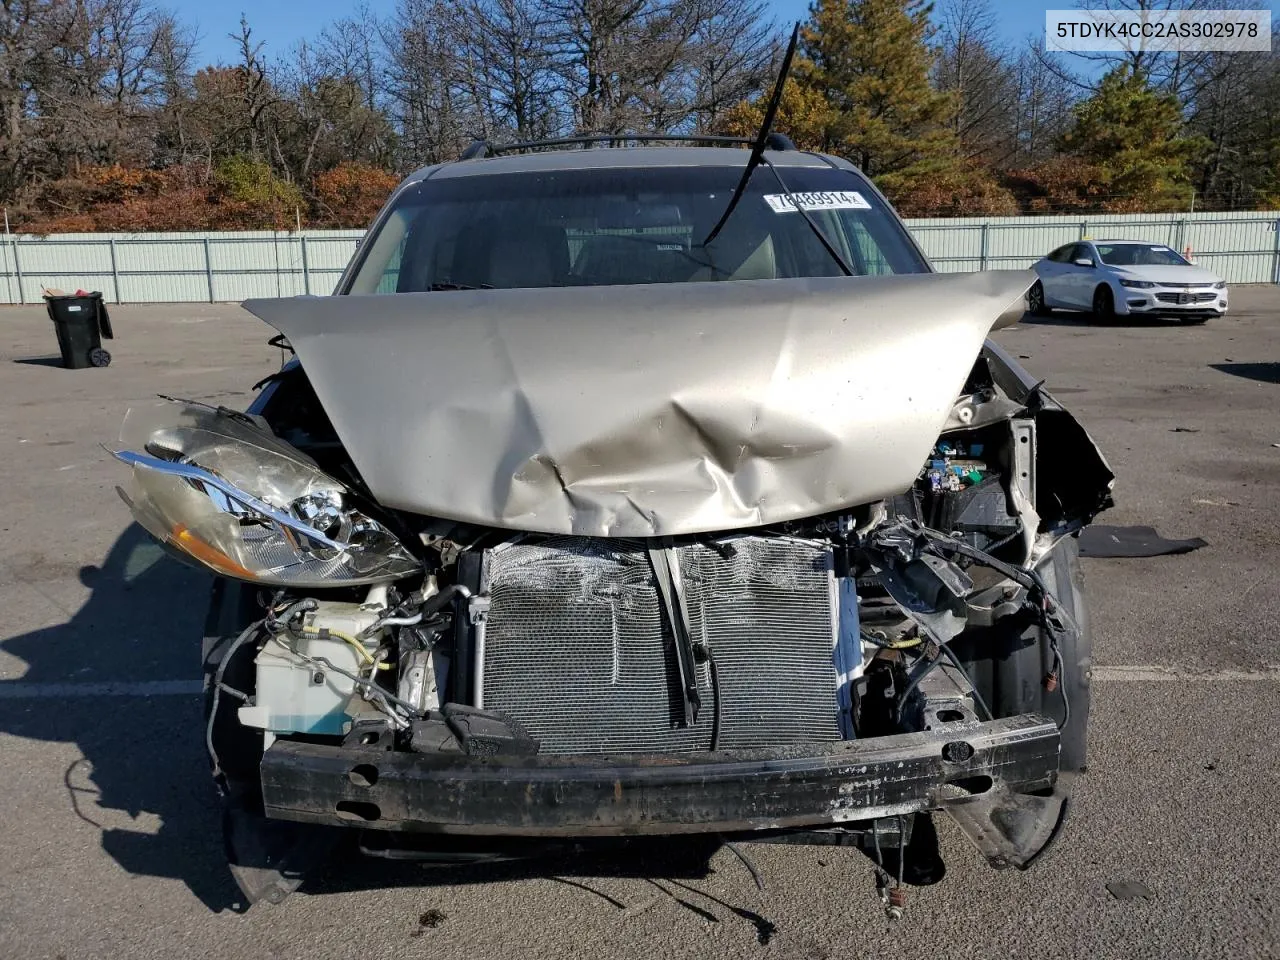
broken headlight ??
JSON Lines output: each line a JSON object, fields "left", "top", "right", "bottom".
{"left": 112, "top": 400, "right": 421, "bottom": 586}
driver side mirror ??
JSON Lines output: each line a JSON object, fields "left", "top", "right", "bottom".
{"left": 1073, "top": 258, "right": 1095, "bottom": 267}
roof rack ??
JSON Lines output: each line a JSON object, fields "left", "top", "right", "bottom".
{"left": 459, "top": 132, "right": 797, "bottom": 160}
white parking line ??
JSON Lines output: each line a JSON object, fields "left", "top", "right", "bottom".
{"left": 0, "top": 679, "right": 202, "bottom": 699}
{"left": 0, "top": 666, "right": 1277, "bottom": 700}
{"left": 1092, "top": 665, "right": 1280, "bottom": 682}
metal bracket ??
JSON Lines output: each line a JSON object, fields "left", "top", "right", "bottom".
{"left": 467, "top": 595, "right": 491, "bottom": 625}
{"left": 1011, "top": 418, "right": 1037, "bottom": 510}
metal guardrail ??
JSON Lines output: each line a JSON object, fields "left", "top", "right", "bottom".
{"left": 1, "top": 214, "right": 1278, "bottom": 304}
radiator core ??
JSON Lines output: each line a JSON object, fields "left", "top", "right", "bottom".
{"left": 478, "top": 536, "right": 845, "bottom": 755}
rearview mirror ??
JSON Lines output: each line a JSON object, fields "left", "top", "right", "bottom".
{"left": 1073, "top": 258, "right": 1095, "bottom": 267}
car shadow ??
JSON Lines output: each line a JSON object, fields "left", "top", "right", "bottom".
{"left": 0, "top": 525, "right": 247, "bottom": 912}
{"left": 1210, "top": 362, "right": 1280, "bottom": 385}
{"left": 1016, "top": 310, "right": 1191, "bottom": 328}
{"left": 306, "top": 837, "right": 722, "bottom": 898}
{"left": 0, "top": 526, "right": 777, "bottom": 916}
{"left": 302, "top": 845, "right": 782, "bottom": 942}
{"left": 303, "top": 838, "right": 783, "bottom": 938}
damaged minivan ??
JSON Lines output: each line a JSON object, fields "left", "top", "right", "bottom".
{"left": 113, "top": 137, "right": 1113, "bottom": 909}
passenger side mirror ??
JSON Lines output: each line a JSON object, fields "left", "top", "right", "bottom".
{"left": 1073, "top": 258, "right": 1095, "bottom": 268}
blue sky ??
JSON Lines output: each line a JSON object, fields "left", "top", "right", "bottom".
{"left": 171, "top": 0, "right": 1054, "bottom": 68}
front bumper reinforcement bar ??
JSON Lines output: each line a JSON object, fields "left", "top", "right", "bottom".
{"left": 260, "top": 713, "right": 1060, "bottom": 839}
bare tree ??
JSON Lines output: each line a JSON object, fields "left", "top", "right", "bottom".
{"left": 447, "top": 0, "right": 561, "bottom": 141}
{"left": 230, "top": 16, "right": 275, "bottom": 160}
{"left": 0, "top": 0, "right": 49, "bottom": 197}
{"left": 666, "top": 0, "right": 775, "bottom": 132}
{"left": 314, "top": 3, "right": 384, "bottom": 112}
{"left": 933, "top": 0, "right": 1018, "bottom": 165}
{"left": 280, "top": 36, "right": 397, "bottom": 179}
{"left": 1187, "top": 31, "right": 1280, "bottom": 207}
{"left": 383, "top": 0, "right": 476, "bottom": 164}
{"left": 1009, "top": 45, "right": 1078, "bottom": 167}
{"left": 539, "top": 0, "right": 774, "bottom": 136}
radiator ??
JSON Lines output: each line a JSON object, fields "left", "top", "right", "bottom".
{"left": 478, "top": 536, "right": 850, "bottom": 755}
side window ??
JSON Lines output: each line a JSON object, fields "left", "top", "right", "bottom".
{"left": 376, "top": 236, "right": 405, "bottom": 293}
{"left": 1047, "top": 245, "right": 1071, "bottom": 263}
{"left": 844, "top": 218, "right": 892, "bottom": 275}
{"left": 347, "top": 207, "right": 410, "bottom": 295}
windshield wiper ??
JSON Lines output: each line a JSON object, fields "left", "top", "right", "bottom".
{"left": 427, "top": 281, "right": 490, "bottom": 291}
{"left": 702, "top": 24, "right": 800, "bottom": 249}
{"left": 700, "top": 25, "right": 853, "bottom": 277}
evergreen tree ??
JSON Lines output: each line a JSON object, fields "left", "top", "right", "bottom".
{"left": 1060, "top": 66, "right": 1208, "bottom": 212}
{"left": 720, "top": 0, "right": 987, "bottom": 208}
{"left": 800, "top": 0, "right": 960, "bottom": 188}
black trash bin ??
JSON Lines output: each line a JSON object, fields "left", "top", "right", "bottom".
{"left": 45, "top": 292, "right": 114, "bottom": 368}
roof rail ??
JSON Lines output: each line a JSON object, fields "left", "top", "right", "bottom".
{"left": 459, "top": 133, "right": 798, "bottom": 159}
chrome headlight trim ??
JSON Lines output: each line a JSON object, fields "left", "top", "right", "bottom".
{"left": 112, "top": 449, "right": 348, "bottom": 552}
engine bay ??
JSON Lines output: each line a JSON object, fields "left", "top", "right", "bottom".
{"left": 204, "top": 348, "right": 1110, "bottom": 769}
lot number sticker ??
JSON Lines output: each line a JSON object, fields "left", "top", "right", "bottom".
{"left": 764, "top": 191, "right": 871, "bottom": 213}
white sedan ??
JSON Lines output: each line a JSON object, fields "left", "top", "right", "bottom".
{"left": 1028, "top": 239, "right": 1228, "bottom": 324}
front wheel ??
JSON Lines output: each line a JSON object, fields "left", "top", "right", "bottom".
{"left": 1027, "top": 281, "right": 1050, "bottom": 316}
{"left": 1092, "top": 285, "right": 1115, "bottom": 322}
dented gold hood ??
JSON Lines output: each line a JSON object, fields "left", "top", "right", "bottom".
{"left": 242, "top": 271, "right": 1032, "bottom": 537}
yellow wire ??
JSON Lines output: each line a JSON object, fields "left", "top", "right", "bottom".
{"left": 863, "top": 630, "right": 924, "bottom": 650}
{"left": 302, "top": 627, "right": 392, "bottom": 670}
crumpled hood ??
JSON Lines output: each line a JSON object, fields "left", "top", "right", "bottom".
{"left": 243, "top": 271, "right": 1033, "bottom": 537}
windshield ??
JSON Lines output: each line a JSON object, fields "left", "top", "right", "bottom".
{"left": 1096, "top": 244, "right": 1189, "bottom": 267}
{"left": 346, "top": 164, "right": 928, "bottom": 293}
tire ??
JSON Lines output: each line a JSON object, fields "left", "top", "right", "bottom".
{"left": 1091, "top": 285, "right": 1115, "bottom": 323}
{"left": 1027, "top": 281, "right": 1050, "bottom": 316}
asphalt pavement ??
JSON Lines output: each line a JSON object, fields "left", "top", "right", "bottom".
{"left": 0, "top": 289, "right": 1277, "bottom": 959}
